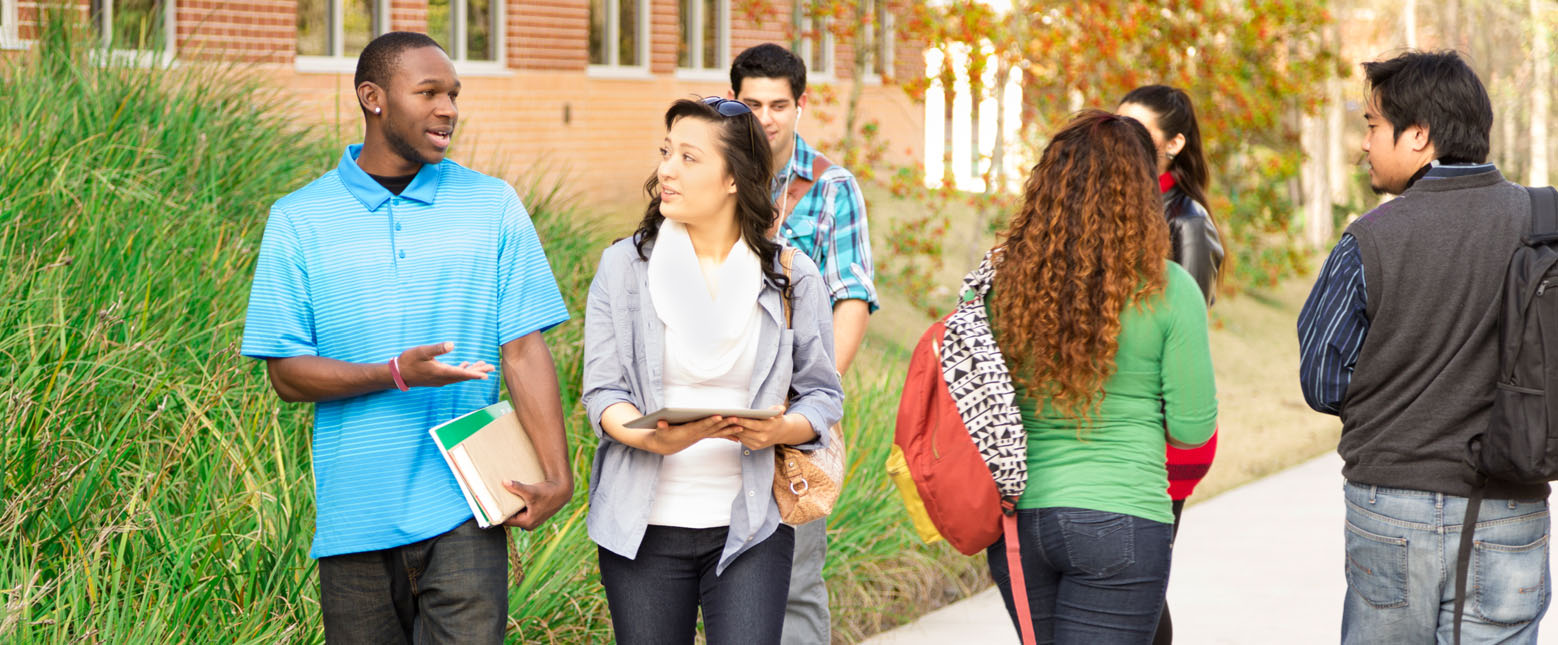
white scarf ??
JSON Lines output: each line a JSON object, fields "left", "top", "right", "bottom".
{"left": 647, "top": 219, "right": 765, "bottom": 382}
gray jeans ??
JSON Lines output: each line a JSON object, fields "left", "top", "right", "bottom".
{"left": 782, "top": 519, "right": 830, "bottom": 644}
{"left": 318, "top": 518, "right": 509, "bottom": 644}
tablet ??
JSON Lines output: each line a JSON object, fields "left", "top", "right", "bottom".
{"left": 624, "top": 407, "right": 780, "bottom": 429}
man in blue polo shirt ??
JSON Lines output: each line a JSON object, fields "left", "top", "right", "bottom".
{"left": 241, "top": 32, "right": 573, "bottom": 643}
{"left": 731, "top": 43, "right": 879, "bottom": 645}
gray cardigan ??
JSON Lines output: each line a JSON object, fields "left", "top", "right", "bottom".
{"left": 581, "top": 235, "right": 845, "bottom": 574}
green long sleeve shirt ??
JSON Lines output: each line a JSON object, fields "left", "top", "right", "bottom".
{"left": 992, "top": 262, "right": 1218, "bottom": 524}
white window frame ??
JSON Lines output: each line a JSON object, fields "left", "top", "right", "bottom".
{"left": 797, "top": 13, "right": 833, "bottom": 80}
{"left": 675, "top": 0, "right": 728, "bottom": 81}
{"left": 862, "top": 1, "right": 893, "bottom": 85}
{"left": 428, "top": 0, "right": 507, "bottom": 74}
{"left": 0, "top": 0, "right": 21, "bottom": 50}
{"left": 295, "top": 0, "right": 392, "bottom": 74}
{"left": 92, "top": 0, "right": 177, "bottom": 67}
{"left": 588, "top": 0, "right": 651, "bottom": 78}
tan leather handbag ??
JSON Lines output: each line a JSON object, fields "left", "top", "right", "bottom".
{"left": 772, "top": 249, "right": 846, "bottom": 525}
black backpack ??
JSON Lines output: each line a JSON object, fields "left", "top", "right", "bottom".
{"left": 1454, "top": 185, "right": 1558, "bottom": 644}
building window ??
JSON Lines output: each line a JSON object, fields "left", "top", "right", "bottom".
{"left": 677, "top": 0, "right": 727, "bottom": 70}
{"left": 427, "top": 0, "right": 501, "bottom": 62}
{"left": 796, "top": 12, "right": 832, "bottom": 78}
{"left": 297, "top": 0, "right": 387, "bottom": 59}
{"left": 1, "top": 0, "right": 18, "bottom": 49}
{"left": 590, "top": 0, "right": 647, "bottom": 69}
{"left": 867, "top": 0, "right": 893, "bottom": 79}
{"left": 90, "top": 0, "right": 174, "bottom": 53}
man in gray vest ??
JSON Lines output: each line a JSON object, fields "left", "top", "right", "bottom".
{"left": 1297, "top": 50, "right": 1551, "bottom": 642}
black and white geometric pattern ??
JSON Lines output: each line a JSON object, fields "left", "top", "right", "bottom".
{"left": 941, "top": 250, "right": 1028, "bottom": 500}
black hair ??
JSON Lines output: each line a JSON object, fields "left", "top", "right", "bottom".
{"left": 355, "top": 32, "right": 446, "bottom": 96}
{"left": 730, "top": 43, "right": 807, "bottom": 100}
{"left": 1119, "top": 85, "right": 1212, "bottom": 214}
{"left": 1362, "top": 50, "right": 1492, "bottom": 164}
{"left": 634, "top": 99, "right": 788, "bottom": 297}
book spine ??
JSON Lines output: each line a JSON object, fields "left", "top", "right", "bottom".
{"left": 430, "top": 430, "right": 491, "bottom": 527}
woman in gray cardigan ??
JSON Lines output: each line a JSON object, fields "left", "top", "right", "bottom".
{"left": 580, "top": 97, "right": 845, "bottom": 644}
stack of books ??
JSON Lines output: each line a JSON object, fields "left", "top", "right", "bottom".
{"left": 429, "top": 400, "right": 545, "bottom": 528}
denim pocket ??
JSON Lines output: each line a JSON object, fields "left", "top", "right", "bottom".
{"left": 1343, "top": 521, "right": 1409, "bottom": 609}
{"left": 1474, "top": 531, "right": 1549, "bottom": 626}
{"left": 1056, "top": 509, "right": 1134, "bottom": 577}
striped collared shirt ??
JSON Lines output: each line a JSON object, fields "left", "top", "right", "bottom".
{"left": 771, "top": 134, "right": 879, "bottom": 312}
{"left": 241, "top": 144, "right": 569, "bottom": 558}
{"left": 1297, "top": 161, "right": 1496, "bottom": 414}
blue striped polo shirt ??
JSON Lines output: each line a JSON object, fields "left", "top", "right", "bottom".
{"left": 241, "top": 144, "right": 570, "bottom": 558}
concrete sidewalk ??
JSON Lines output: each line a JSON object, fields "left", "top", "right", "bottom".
{"left": 862, "top": 453, "right": 1556, "bottom": 644}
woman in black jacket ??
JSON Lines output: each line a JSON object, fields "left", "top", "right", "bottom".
{"left": 1118, "top": 85, "right": 1224, "bottom": 305}
{"left": 1117, "top": 85, "right": 1225, "bottom": 645}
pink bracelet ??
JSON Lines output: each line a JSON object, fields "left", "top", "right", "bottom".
{"left": 388, "top": 356, "right": 410, "bottom": 392}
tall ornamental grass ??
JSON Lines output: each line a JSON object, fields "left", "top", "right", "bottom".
{"left": 0, "top": 17, "right": 984, "bottom": 643}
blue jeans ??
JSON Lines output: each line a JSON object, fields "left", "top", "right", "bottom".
{"left": 598, "top": 524, "right": 794, "bottom": 645}
{"left": 1342, "top": 481, "right": 1551, "bottom": 644}
{"left": 317, "top": 518, "right": 509, "bottom": 645}
{"left": 985, "top": 507, "right": 1174, "bottom": 644}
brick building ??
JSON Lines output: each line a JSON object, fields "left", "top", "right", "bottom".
{"left": 3, "top": 1, "right": 925, "bottom": 213}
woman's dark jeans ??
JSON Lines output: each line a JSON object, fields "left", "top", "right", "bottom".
{"left": 986, "top": 507, "right": 1173, "bottom": 644}
{"left": 599, "top": 524, "right": 795, "bottom": 645}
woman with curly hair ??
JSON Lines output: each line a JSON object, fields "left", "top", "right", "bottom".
{"left": 982, "top": 110, "right": 1218, "bottom": 642}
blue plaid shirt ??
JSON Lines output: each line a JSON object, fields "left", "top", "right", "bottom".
{"left": 771, "top": 134, "right": 878, "bottom": 312}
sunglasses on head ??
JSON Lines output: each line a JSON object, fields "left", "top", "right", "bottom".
{"left": 702, "top": 96, "right": 754, "bottom": 117}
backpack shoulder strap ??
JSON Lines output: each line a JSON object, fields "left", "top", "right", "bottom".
{"left": 1527, "top": 186, "right": 1558, "bottom": 238}
{"left": 779, "top": 248, "right": 796, "bottom": 329}
{"left": 780, "top": 154, "right": 835, "bottom": 221}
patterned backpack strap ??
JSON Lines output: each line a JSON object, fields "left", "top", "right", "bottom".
{"left": 942, "top": 250, "right": 1028, "bottom": 501}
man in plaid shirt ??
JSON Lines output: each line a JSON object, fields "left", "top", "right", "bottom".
{"left": 731, "top": 43, "right": 879, "bottom": 644}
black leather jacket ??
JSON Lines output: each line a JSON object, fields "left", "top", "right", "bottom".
{"left": 1163, "top": 186, "right": 1223, "bottom": 306}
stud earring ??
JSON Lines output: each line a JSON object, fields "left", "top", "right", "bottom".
{"left": 374, "top": 107, "right": 382, "bottom": 114}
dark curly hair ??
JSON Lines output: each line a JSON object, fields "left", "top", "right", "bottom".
{"left": 633, "top": 98, "right": 788, "bottom": 296}
{"left": 991, "top": 110, "right": 1171, "bottom": 425}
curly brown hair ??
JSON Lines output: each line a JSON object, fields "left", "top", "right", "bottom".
{"left": 991, "top": 110, "right": 1171, "bottom": 424}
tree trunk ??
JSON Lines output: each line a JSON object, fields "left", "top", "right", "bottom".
{"left": 988, "top": 57, "right": 1013, "bottom": 195}
{"left": 1531, "top": 0, "right": 1550, "bottom": 186}
{"left": 968, "top": 46, "right": 985, "bottom": 189}
{"left": 1327, "top": 22, "right": 1347, "bottom": 206}
{"left": 840, "top": 0, "right": 869, "bottom": 168}
{"left": 1404, "top": 0, "right": 1418, "bottom": 48}
{"left": 1303, "top": 110, "right": 1332, "bottom": 248}
{"left": 941, "top": 49, "right": 957, "bottom": 188}
{"left": 790, "top": 0, "right": 804, "bottom": 54}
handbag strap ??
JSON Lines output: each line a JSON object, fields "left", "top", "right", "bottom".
{"left": 775, "top": 246, "right": 810, "bottom": 496}
{"left": 1003, "top": 512, "right": 1038, "bottom": 645}
{"left": 779, "top": 247, "right": 796, "bottom": 329}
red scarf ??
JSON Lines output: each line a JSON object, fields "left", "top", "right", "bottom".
{"left": 1158, "top": 171, "right": 1176, "bottom": 193}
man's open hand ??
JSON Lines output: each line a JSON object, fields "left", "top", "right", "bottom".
{"left": 398, "top": 342, "right": 494, "bottom": 387}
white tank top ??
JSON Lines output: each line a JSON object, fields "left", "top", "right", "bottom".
{"left": 646, "top": 319, "right": 761, "bottom": 528}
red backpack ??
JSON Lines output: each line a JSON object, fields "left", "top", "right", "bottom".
{"left": 888, "top": 253, "right": 1037, "bottom": 645}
